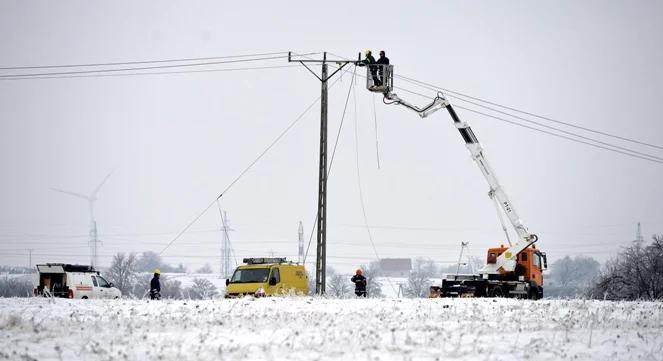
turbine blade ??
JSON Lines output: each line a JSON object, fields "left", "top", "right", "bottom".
{"left": 51, "top": 188, "right": 92, "bottom": 200}
{"left": 91, "top": 170, "right": 113, "bottom": 197}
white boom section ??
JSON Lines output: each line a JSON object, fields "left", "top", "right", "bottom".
{"left": 384, "top": 91, "right": 538, "bottom": 274}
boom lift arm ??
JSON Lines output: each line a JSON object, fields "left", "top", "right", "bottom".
{"left": 382, "top": 90, "right": 538, "bottom": 275}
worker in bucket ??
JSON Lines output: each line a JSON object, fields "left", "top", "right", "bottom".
{"left": 351, "top": 269, "right": 367, "bottom": 297}
{"left": 376, "top": 50, "right": 390, "bottom": 86}
{"left": 150, "top": 269, "right": 161, "bottom": 300}
{"left": 359, "top": 50, "right": 379, "bottom": 87}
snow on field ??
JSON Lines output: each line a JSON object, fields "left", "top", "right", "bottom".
{"left": 0, "top": 297, "right": 661, "bottom": 361}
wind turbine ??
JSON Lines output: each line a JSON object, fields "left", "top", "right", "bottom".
{"left": 51, "top": 171, "right": 112, "bottom": 269}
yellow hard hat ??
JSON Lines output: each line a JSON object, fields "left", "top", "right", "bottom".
{"left": 365, "top": 50, "right": 372, "bottom": 56}
{"left": 154, "top": 269, "right": 161, "bottom": 275}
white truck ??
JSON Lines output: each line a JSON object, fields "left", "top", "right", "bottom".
{"left": 34, "top": 263, "right": 121, "bottom": 299}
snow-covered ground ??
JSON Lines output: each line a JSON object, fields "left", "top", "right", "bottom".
{"left": 0, "top": 297, "right": 661, "bottom": 361}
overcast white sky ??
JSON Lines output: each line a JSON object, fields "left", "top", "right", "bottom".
{"left": 1, "top": 1, "right": 662, "bottom": 274}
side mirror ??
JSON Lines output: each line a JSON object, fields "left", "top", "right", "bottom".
{"left": 542, "top": 252, "right": 548, "bottom": 270}
{"left": 269, "top": 277, "right": 277, "bottom": 286}
{"left": 109, "top": 283, "right": 114, "bottom": 288}
{"left": 225, "top": 279, "right": 230, "bottom": 286}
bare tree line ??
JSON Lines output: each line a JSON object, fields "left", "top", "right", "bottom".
{"left": 587, "top": 235, "right": 663, "bottom": 300}
{"left": 106, "top": 253, "right": 219, "bottom": 299}
{"left": 2, "top": 234, "right": 662, "bottom": 301}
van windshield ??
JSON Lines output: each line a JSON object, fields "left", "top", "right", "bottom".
{"left": 230, "top": 268, "right": 270, "bottom": 283}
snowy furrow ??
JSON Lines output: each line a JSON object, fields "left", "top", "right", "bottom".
{"left": 0, "top": 298, "right": 661, "bottom": 361}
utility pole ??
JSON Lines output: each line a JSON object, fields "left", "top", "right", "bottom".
{"left": 90, "top": 219, "right": 99, "bottom": 269}
{"left": 52, "top": 171, "right": 111, "bottom": 269}
{"left": 635, "top": 222, "right": 644, "bottom": 246}
{"left": 298, "top": 221, "right": 304, "bottom": 264}
{"left": 28, "top": 249, "right": 33, "bottom": 269}
{"left": 217, "top": 202, "right": 234, "bottom": 279}
{"left": 288, "top": 52, "right": 353, "bottom": 294}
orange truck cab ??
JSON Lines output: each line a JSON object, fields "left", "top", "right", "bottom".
{"left": 486, "top": 244, "right": 547, "bottom": 290}
{"left": 432, "top": 245, "right": 547, "bottom": 299}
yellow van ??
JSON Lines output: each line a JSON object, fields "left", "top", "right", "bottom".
{"left": 225, "top": 258, "right": 308, "bottom": 298}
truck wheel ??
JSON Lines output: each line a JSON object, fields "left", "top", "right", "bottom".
{"left": 489, "top": 286, "right": 504, "bottom": 297}
{"left": 528, "top": 287, "right": 539, "bottom": 300}
{"left": 82, "top": 296, "right": 88, "bottom": 299}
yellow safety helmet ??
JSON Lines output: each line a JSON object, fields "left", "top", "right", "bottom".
{"left": 154, "top": 269, "right": 161, "bottom": 275}
{"left": 365, "top": 50, "right": 372, "bottom": 56}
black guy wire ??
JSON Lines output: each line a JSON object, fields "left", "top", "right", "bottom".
{"left": 303, "top": 65, "right": 357, "bottom": 264}
{"left": 161, "top": 73, "right": 344, "bottom": 256}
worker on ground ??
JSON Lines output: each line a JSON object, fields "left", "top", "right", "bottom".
{"left": 376, "top": 50, "right": 390, "bottom": 86}
{"left": 359, "top": 50, "right": 380, "bottom": 87}
{"left": 150, "top": 269, "right": 161, "bottom": 300}
{"left": 351, "top": 269, "right": 367, "bottom": 297}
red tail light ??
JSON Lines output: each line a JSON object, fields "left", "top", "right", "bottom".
{"left": 33, "top": 288, "right": 37, "bottom": 297}
{"left": 68, "top": 289, "right": 73, "bottom": 299}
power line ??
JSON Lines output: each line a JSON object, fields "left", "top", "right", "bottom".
{"left": 0, "top": 51, "right": 292, "bottom": 70}
{"left": 389, "top": 84, "right": 663, "bottom": 164}
{"left": 352, "top": 76, "right": 398, "bottom": 295}
{"left": 326, "top": 52, "right": 663, "bottom": 162}
{"left": 455, "top": 105, "right": 663, "bottom": 164}
{"left": 395, "top": 74, "right": 663, "bottom": 151}
{"left": 0, "top": 53, "right": 299, "bottom": 78}
{"left": 448, "top": 95, "right": 663, "bottom": 161}
{"left": 0, "top": 64, "right": 300, "bottom": 81}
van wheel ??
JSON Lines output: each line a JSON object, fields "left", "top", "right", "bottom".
{"left": 82, "top": 296, "right": 88, "bottom": 299}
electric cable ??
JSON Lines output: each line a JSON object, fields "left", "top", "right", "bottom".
{"left": 372, "top": 93, "right": 382, "bottom": 169}
{"left": 0, "top": 51, "right": 294, "bottom": 70}
{"left": 303, "top": 65, "right": 357, "bottom": 265}
{"left": 454, "top": 105, "right": 663, "bottom": 165}
{"left": 159, "top": 77, "right": 337, "bottom": 256}
{"left": 393, "top": 77, "right": 663, "bottom": 161}
{"left": 326, "top": 52, "right": 663, "bottom": 162}
{"left": 450, "top": 95, "right": 663, "bottom": 161}
{"left": 390, "top": 85, "right": 663, "bottom": 164}
{"left": 0, "top": 53, "right": 296, "bottom": 78}
{"left": 0, "top": 64, "right": 300, "bottom": 81}
{"left": 327, "top": 65, "right": 357, "bottom": 175}
{"left": 395, "top": 74, "right": 663, "bottom": 151}
{"left": 352, "top": 77, "right": 397, "bottom": 295}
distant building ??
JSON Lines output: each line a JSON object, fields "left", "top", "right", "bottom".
{"left": 379, "top": 258, "right": 412, "bottom": 277}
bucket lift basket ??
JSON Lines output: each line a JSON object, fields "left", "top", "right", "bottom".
{"left": 366, "top": 64, "right": 393, "bottom": 93}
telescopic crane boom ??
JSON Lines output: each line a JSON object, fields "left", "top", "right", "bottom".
{"left": 368, "top": 64, "right": 538, "bottom": 277}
